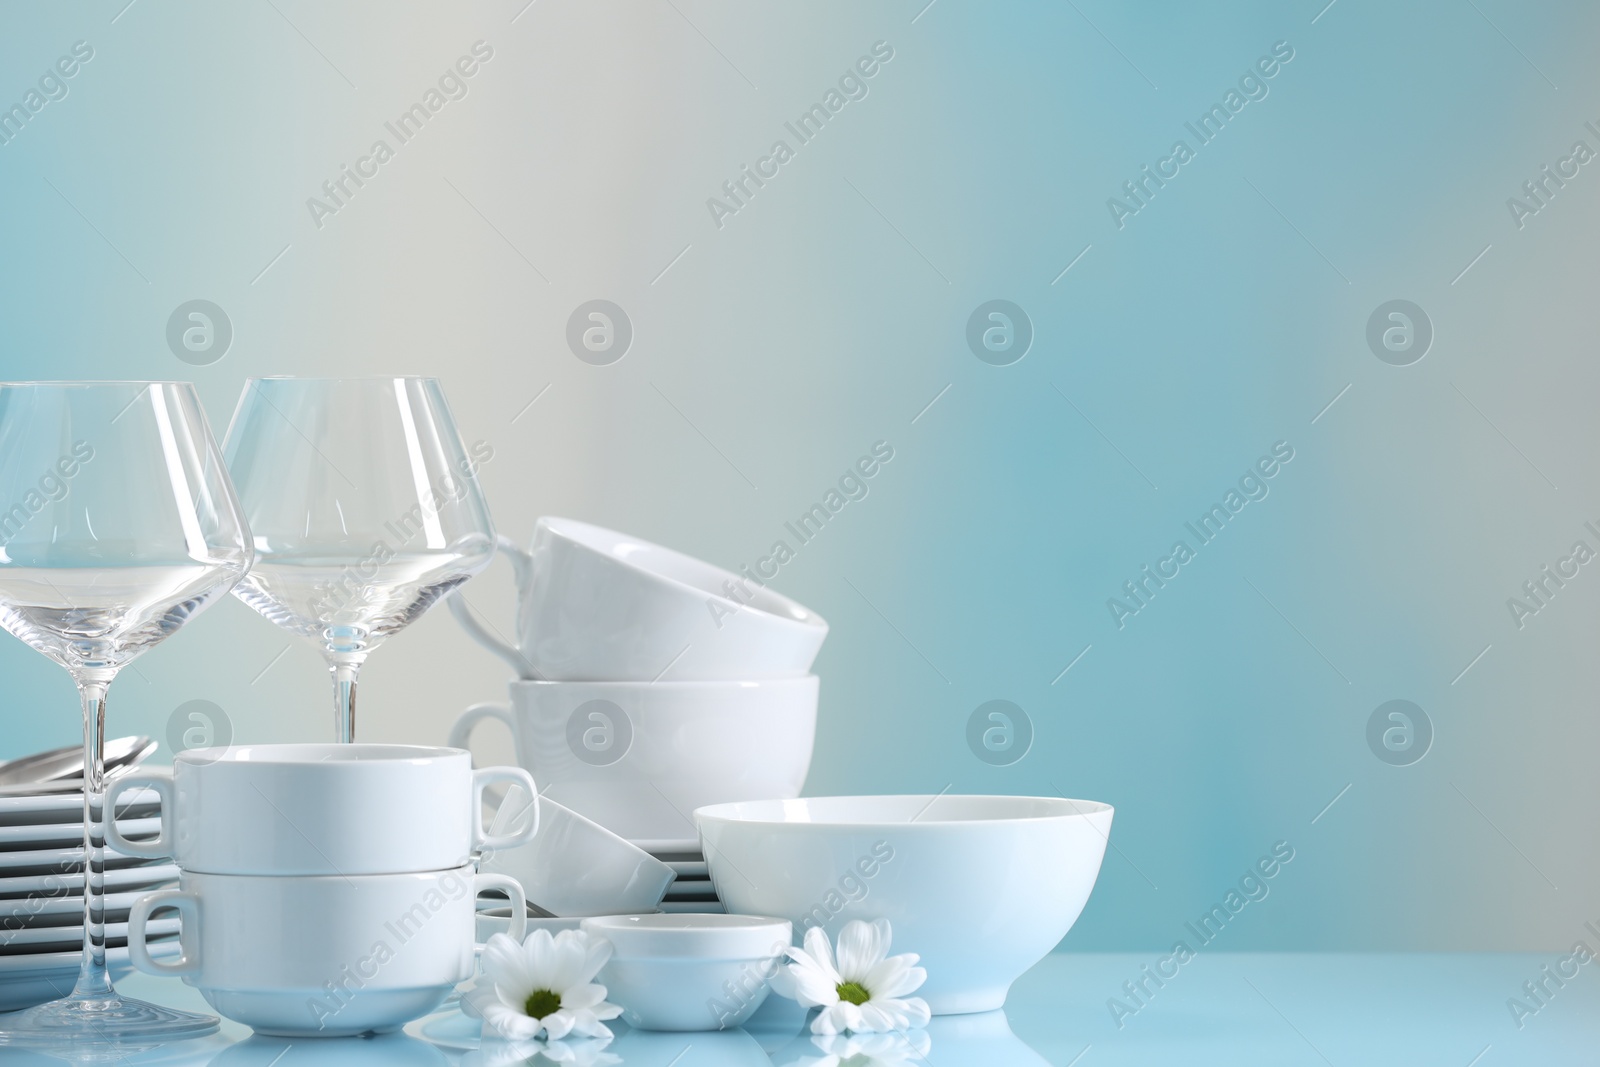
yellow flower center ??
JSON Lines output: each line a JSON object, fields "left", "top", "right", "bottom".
{"left": 836, "top": 980, "right": 871, "bottom": 1006}
{"left": 523, "top": 988, "right": 562, "bottom": 1018}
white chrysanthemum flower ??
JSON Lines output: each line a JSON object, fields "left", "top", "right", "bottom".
{"left": 773, "top": 919, "right": 931, "bottom": 1035}
{"left": 461, "top": 929, "right": 623, "bottom": 1043}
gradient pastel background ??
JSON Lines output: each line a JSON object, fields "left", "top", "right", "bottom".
{"left": 0, "top": 0, "right": 1595, "bottom": 959}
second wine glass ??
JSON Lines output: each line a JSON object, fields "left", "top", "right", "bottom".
{"left": 223, "top": 378, "right": 495, "bottom": 742}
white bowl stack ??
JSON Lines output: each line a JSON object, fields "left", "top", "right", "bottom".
{"left": 451, "top": 517, "right": 828, "bottom": 918}
{"left": 0, "top": 786, "right": 180, "bottom": 1012}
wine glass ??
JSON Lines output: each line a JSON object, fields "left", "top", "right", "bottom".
{"left": 223, "top": 378, "right": 495, "bottom": 742}
{"left": 0, "top": 382, "right": 250, "bottom": 1044}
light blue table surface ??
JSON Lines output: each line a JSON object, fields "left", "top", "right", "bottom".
{"left": 10, "top": 953, "right": 1596, "bottom": 1065}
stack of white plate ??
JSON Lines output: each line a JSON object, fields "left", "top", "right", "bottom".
{"left": 643, "top": 839, "right": 724, "bottom": 915}
{"left": 0, "top": 785, "right": 181, "bottom": 1012}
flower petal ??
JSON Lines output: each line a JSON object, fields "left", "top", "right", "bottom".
{"left": 802, "top": 925, "right": 841, "bottom": 982}
{"left": 541, "top": 1008, "right": 577, "bottom": 1041}
{"left": 523, "top": 929, "right": 557, "bottom": 985}
{"left": 478, "top": 998, "right": 542, "bottom": 1041}
{"left": 480, "top": 934, "right": 535, "bottom": 999}
{"left": 788, "top": 964, "right": 841, "bottom": 1008}
{"left": 810, "top": 1003, "right": 847, "bottom": 1036}
{"left": 864, "top": 955, "right": 926, "bottom": 1000}
{"left": 901, "top": 996, "right": 931, "bottom": 1029}
{"left": 782, "top": 937, "right": 844, "bottom": 1008}
{"left": 833, "top": 920, "right": 886, "bottom": 981}
{"left": 564, "top": 1008, "right": 619, "bottom": 1040}
{"left": 547, "top": 931, "right": 590, "bottom": 993}
{"left": 871, "top": 918, "right": 893, "bottom": 956}
{"left": 561, "top": 982, "right": 608, "bottom": 1010}
{"left": 857, "top": 1000, "right": 900, "bottom": 1032}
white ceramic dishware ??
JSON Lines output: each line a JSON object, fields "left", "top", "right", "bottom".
{"left": 478, "top": 793, "right": 673, "bottom": 917}
{"left": 580, "top": 913, "right": 792, "bottom": 1031}
{"left": 449, "top": 517, "right": 828, "bottom": 681}
{"left": 663, "top": 877, "right": 718, "bottom": 902}
{"left": 128, "top": 866, "right": 526, "bottom": 1037}
{"left": 0, "top": 917, "right": 178, "bottom": 950}
{"left": 661, "top": 857, "right": 709, "bottom": 877}
{"left": 0, "top": 889, "right": 155, "bottom": 926}
{"left": 0, "top": 736, "right": 156, "bottom": 789}
{"left": 449, "top": 676, "right": 817, "bottom": 841}
{"left": 0, "top": 864, "right": 177, "bottom": 901}
{"left": 0, "top": 786, "right": 160, "bottom": 828}
{"left": 0, "top": 844, "right": 167, "bottom": 879}
{"left": 695, "top": 795, "right": 1114, "bottom": 1015}
{"left": 0, "top": 816, "right": 160, "bottom": 852}
{"left": 104, "top": 744, "right": 536, "bottom": 876}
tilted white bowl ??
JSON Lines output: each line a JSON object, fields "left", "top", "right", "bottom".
{"left": 695, "top": 795, "right": 1113, "bottom": 1015}
{"left": 478, "top": 795, "right": 674, "bottom": 917}
{"left": 523, "top": 516, "right": 829, "bottom": 681}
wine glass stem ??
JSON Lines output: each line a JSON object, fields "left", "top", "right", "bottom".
{"left": 330, "top": 658, "right": 363, "bottom": 744}
{"left": 73, "top": 673, "right": 115, "bottom": 998}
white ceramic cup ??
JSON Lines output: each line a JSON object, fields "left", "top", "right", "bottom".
{"left": 128, "top": 866, "right": 526, "bottom": 1037}
{"left": 448, "top": 517, "right": 828, "bottom": 681}
{"left": 104, "top": 744, "right": 537, "bottom": 876}
{"left": 478, "top": 791, "right": 674, "bottom": 917}
{"left": 449, "top": 676, "right": 817, "bottom": 842}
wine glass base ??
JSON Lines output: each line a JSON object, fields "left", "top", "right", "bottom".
{"left": 0, "top": 990, "right": 219, "bottom": 1046}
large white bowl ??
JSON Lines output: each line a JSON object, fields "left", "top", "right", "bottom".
{"left": 695, "top": 795, "right": 1113, "bottom": 1015}
{"left": 451, "top": 677, "right": 818, "bottom": 842}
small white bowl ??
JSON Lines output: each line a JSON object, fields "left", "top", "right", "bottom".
{"left": 479, "top": 795, "right": 674, "bottom": 917}
{"left": 580, "top": 913, "right": 792, "bottom": 1032}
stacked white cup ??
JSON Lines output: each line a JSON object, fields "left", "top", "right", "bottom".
{"left": 106, "top": 744, "right": 536, "bottom": 1036}
{"left": 449, "top": 517, "right": 827, "bottom": 908}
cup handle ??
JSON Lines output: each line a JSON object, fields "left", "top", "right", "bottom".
{"left": 449, "top": 702, "right": 517, "bottom": 761}
{"left": 129, "top": 887, "right": 201, "bottom": 977}
{"left": 473, "top": 766, "right": 540, "bottom": 851}
{"left": 103, "top": 770, "right": 174, "bottom": 860}
{"left": 447, "top": 535, "right": 540, "bottom": 678}
{"left": 474, "top": 873, "right": 528, "bottom": 948}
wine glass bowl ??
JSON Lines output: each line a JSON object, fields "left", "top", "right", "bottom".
{"left": 0, "top": 565, "right": 246, "bottom": 675}
{"left": 0, "top": 381, "right": 250, "bottom": 1044}
{"left": 223, "top": 377, "right": 494, "bottom": 742}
